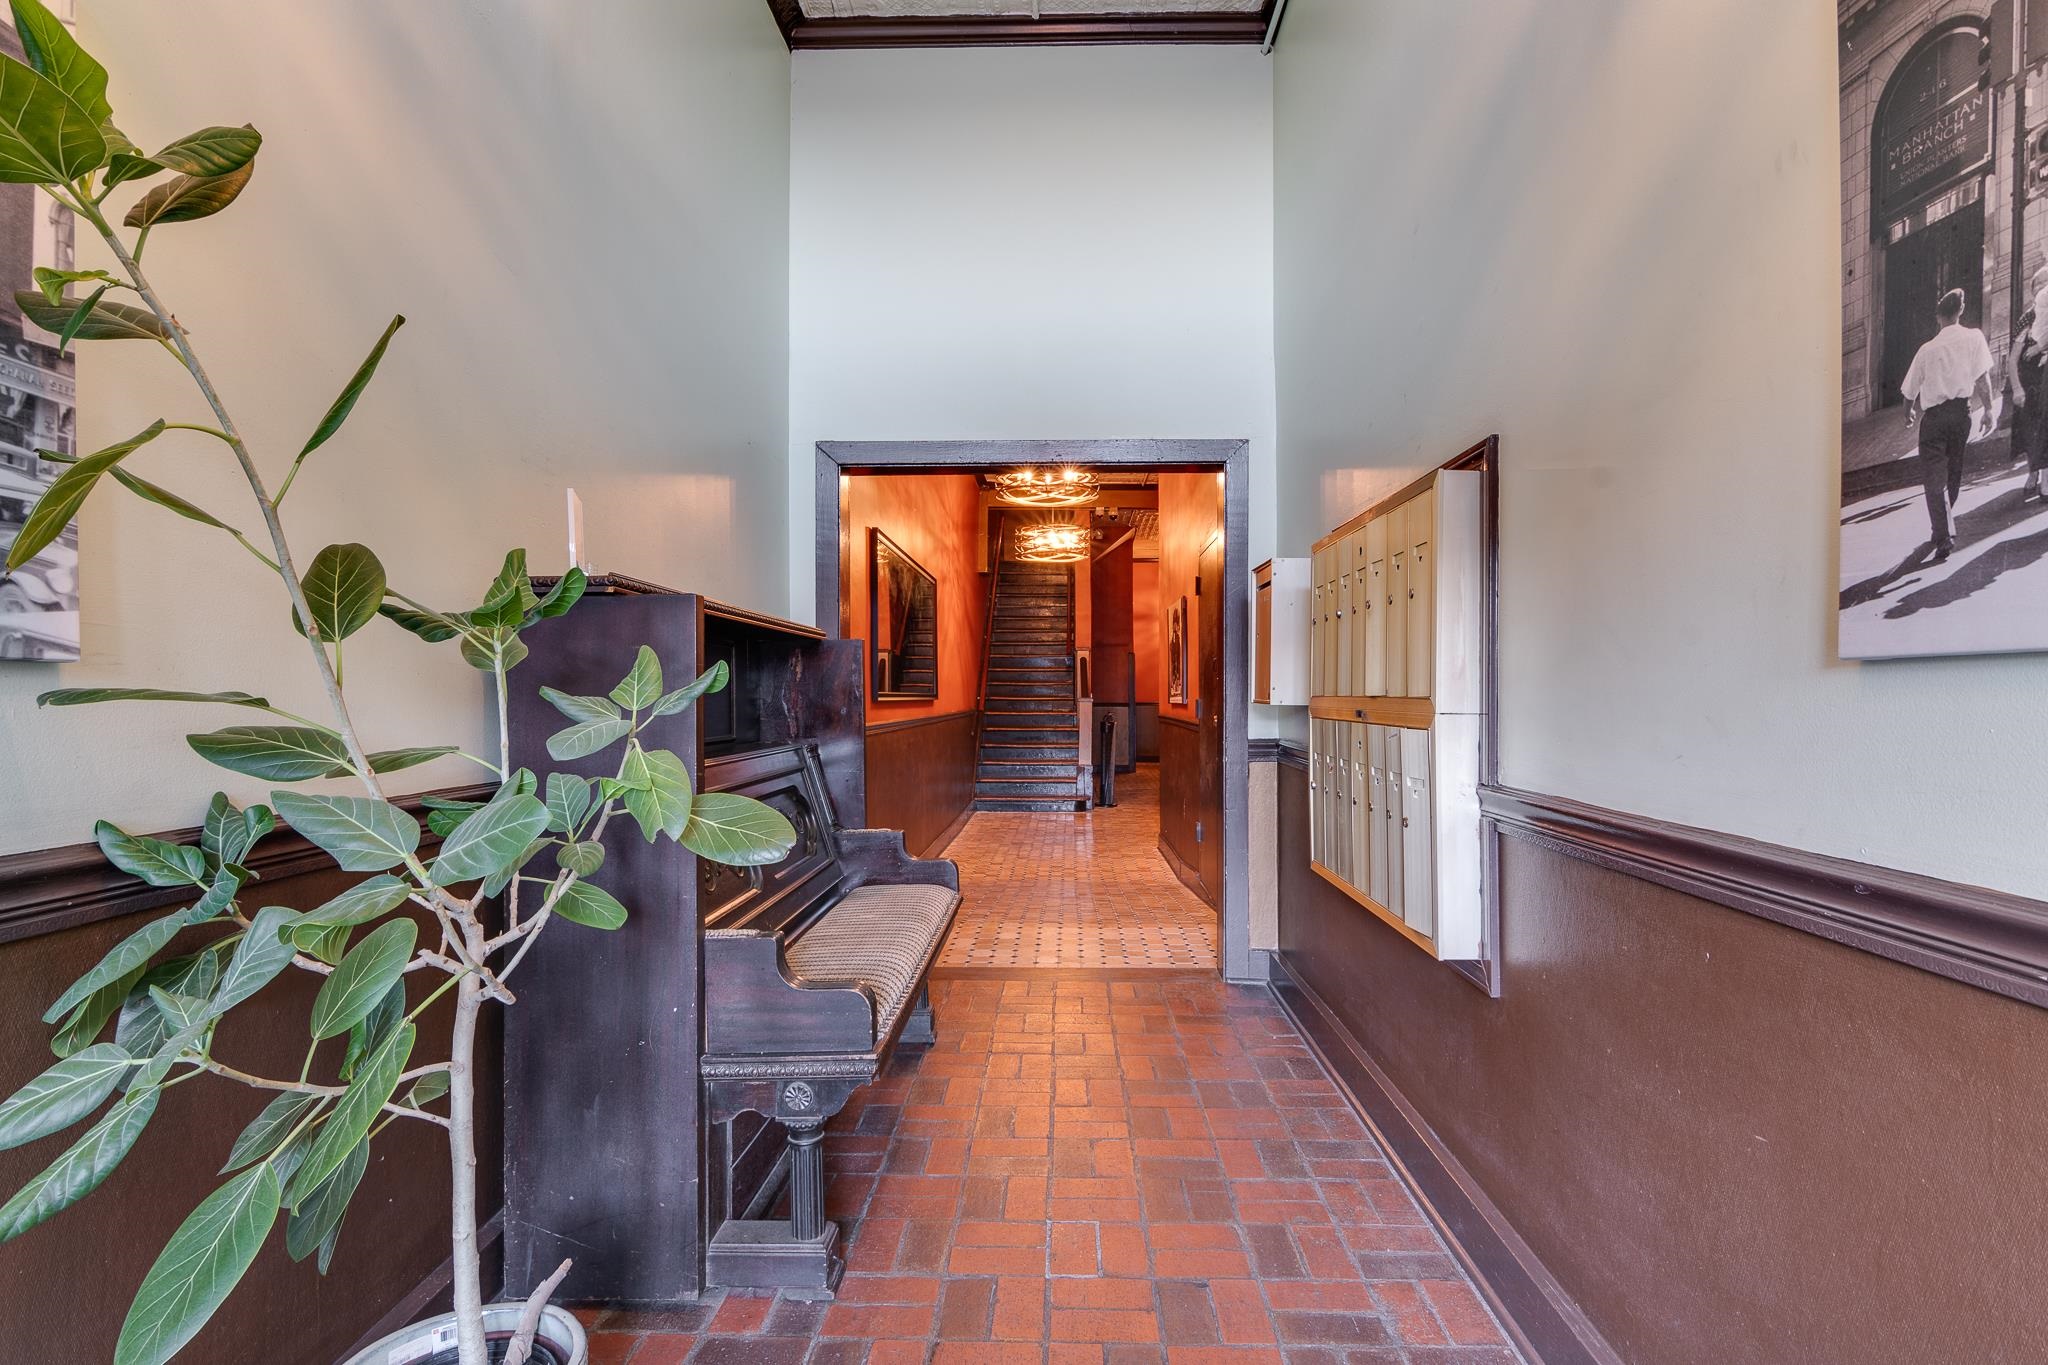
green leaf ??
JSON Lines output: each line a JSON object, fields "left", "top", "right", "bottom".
{"left": 180, "top": 865, "right": 244, "bottom": 925}
{"left": 285, "top": 1135, "right": 367, "bottom": 1265}
{"left": 405, "top": 1070, "right": 450, "bottom": 1108}
{"left": 555, "top": 841, "right": 605, "bottom": 877}
{"left": 538, "top": 686, "right": 620, "bottom": 726}
{"left": 299, "top": 314, "right": 402, "bottom": 459}
{"left": 51, "top": 964, "right": 146, "bottom": 1057}
{"left": 209, "top": 906, "right": 299, "bottom": 1016}
{"left": 679, "top": 792, "right": 800, "bottom": 866}
{"left": 534, "top": 567, "right": 586, "bottom": 620}
{"left": 55, "top": 282, "right": 107, "bottom": 351}
{"left": 377, "top": 602, "right": 461, "bottom": 643}
{"left": 0, "top": 1044, "right": 131, "bottom": 1152}
{"left": 424, "top": 803, "right": 482, "bottom": 839}
{"left": 44, "top": 914, "right": 184, "bottom": 1024}
{"left": 272, "top": 792, "right": 420, "bottom": 872}
{"left": 544, "top": 773, "right": 592, "bottom": 834}
{"left": 117, "top": 951, "right": 221, "bottom": 1058}
{"left": 14, "top": 290, "right": 165, "bottom": 341}
{"left": 287, "top": 876, "right": 411, "bottom": 950}
{"left": 201, "top": 794, "right": 271, "bottom": 868}
{"left": 340, "top": 981, "right": 405, "bottom": 1083}
{"left": 0, "top": 54, "right": 106, "bottom": 184}
{"left": 32, "top": 266, "right": 117, "bottom": 305}
{"left": 122, "top": 158, "right": 254, "bottom": 229}
{"left": 365, "top": 746, "right": 456, "bottom": 775}
{"left": 431, "top": 788, "right": 549, "bottom": 883}
{"left": 148, "top": 124, "right": 261, "bottom": 178}
{"left": 222, "top": 1092, "right": 322, "bottom": 1174}
{"left": 96, "top": 821, "right": 207, "bottom": 887}
{"left": 0, "top": 1088, "right": 157, "bottom": 1245}
{"left": 4, "top": 419, "right": 165, "bottom": 570}
{"left": 296, "top": 542, "right": 385, "bottom": 643}
{"left": 458, "top": 626, "right": 527, "bottom": 674}
{"left": 622, "top": 748, "right": 692, "bottom": 842}
{"left": 309, "top": 920, "right": 416, "bottom": 1041}
{"left": 109, "top": 465, "right": 235, "bottom": 532}
{"left": 9, "top": 0, "right": 109, "bottom": 123}
{"left": 188, "top": 725, "right": 352, "bottom": 782}
{"left": 297, "top": 923, "right": 351, "bottom": 968}
{"left": 145, "top": 986, "right": 208, "bottom": 1033}
{"left": 547, "top": 715, "right": 630, "bottom": 762}
{"left": 549, "top": 880, "right": 627, "bottom": 930}
{"left": 100, "top": 122, "right": 159, "bottom": 191}
{"left": 114, "top": 1163, "right": 282, "bottom": 1365}
{"left": 467, "top": 549, "right": 532, "bottom": 627}
{"left": 609, "top": 645, "right": 663, "bottom": 712}
{"left": 651, "top": 660, "right": 730, "bottom": 718}
{"left": 287, "top": 1022, "right": 411, "bottom": 1207}
{"left": 481, "top": 837, "right": 548, "bottom": 899}
{"left": 38, "top": 687, "right": 269, "bottom": 711}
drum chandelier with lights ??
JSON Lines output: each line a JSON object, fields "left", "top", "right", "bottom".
{"left": 1013, "top": 522, "right": 1089, "bottom": 563}
{"left": 993, "top": 467, "right": 1099, "bottom": 508}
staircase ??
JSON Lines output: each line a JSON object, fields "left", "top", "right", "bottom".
{"left": 974, "top": 556, "right": 1084, "bottom": 812}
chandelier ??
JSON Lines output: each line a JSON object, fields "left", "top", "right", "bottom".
{"left": 993, "top": 466, "right": 1099, "bottom": 508}
{"left": 1013, "top": 521, "right": 1089, "bottom": 563}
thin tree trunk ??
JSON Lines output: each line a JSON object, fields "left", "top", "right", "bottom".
{"left": 447, "top": 974, "right": 488, "bottom": 1365}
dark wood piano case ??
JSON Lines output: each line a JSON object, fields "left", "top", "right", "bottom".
{"left": 501, "top": 580, "right": 865, "bottom": 1305}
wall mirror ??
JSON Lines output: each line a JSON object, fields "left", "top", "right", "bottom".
{"left": 870, "top": 529, "right": 938, "bottom": 700}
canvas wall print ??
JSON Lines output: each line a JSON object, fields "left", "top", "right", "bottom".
{"left": 0, "top": 1, "right": 79, "bottom": 662}
{"left": 1839, "top": 5, "right": 2048, "bottom": 659}
{"left": 1167, "top": 596, "right": 1188, "bottom": 705}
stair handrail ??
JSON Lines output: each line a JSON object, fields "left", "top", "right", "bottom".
{"left": 971, "top": 513, "right": 1008, "bottom": 763}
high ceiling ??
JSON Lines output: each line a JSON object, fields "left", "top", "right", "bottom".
{"left": 765, "top": 0, "right": 1283, "bottom": 49}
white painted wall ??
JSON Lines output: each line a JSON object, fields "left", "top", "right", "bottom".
{"left": 788, "top": 45, "right": 1278, "bottom": 739}
{"left": 0, "top": 0, "right": 790, "bottom": 854}
{"left": 1275, "top": 0, "right": 2046, "bottom": 897}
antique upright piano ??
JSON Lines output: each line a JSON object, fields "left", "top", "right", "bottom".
{"left": 501, "top": 579, "right": 959, "bottom": 1303}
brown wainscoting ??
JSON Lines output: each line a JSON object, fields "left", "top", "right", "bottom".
{"left": 866, "top": 710, "right": 978, "bottom": 857}
{"left": 0, "top": 786, "right": 502, "bottom": 1364}
{"left": 1155, "top": 714, "right": 1216, "bottom": 909}
{"left": 1276, "top": 756, "right": 2048, "bottom": 1365}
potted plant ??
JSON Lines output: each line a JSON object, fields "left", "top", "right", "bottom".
{"left": 0, "top": 5, "right": 798, "bottom": 1362}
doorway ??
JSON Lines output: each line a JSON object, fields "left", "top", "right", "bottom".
{"left": 1880, "top": 198, "right": 1984, "bottom": 408}
{"left": 814, "top": 439, "right": 1255, "bottom": 982}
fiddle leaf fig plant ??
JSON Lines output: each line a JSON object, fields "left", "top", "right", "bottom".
{"left": 0, "top": 5, "right": 798, "bottom": 1363}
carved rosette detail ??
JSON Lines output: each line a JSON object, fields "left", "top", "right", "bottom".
{"left": 782, "top": 1080, "right": 817, "bottom": 1113}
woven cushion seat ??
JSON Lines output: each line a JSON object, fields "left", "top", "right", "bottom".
{"left": 784, "top": 882, "right": 959, "bottom": 1038}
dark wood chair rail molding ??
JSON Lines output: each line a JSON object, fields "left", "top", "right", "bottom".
{"left": 1482, "top": 785, "right": 2048, "bottom": 1011}
{"left": 1247, "top": 737, "right": 1287, "bottom": 764}
{"left": 0, "top": 783, "right": 496, "bottom": 947}
{"left": 1268, "top": 958, "right": 1622, "bottom": 1365}
{"left": 865, "top": 709, "right": 978, "bottom": 735}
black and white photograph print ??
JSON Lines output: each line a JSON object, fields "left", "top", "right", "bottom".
{"left": 0, "top": 0, "right": 79, "bottom": 662}
{"left": 1839, "top": 3, "right": 2048, "bottom": 659}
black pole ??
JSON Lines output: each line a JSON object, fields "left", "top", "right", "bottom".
{"left": 2013, "top": 0, "right": 2031, "bottom": 329}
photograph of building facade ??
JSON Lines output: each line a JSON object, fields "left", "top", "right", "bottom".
{"left": 1840, "top": 0, "right": 2048, "bottom": 658}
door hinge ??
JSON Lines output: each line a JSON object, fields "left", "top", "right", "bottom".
{"left": 1195, "top": 820, "right": 1204, "bottom": 843}
{"left": 1195, "top": 575, "right": 1202, "bottom": 596}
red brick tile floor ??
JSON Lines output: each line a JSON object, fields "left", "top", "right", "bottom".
{"left": 939, "top": 765, "right": 1218, "bottom": 971}
{"left": 576, "top": 975, "right": 1526, "bottom": 1364}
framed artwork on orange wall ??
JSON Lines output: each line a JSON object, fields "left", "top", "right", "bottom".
{"left": 1166, "top": 595, "right": 1188, "bottom": 705}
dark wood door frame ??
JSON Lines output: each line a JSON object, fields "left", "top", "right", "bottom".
{"left": 815, "top": 438, "right": 1257, "bottom": 983}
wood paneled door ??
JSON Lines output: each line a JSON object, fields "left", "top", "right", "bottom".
{"left": 1196, "top": 532, "right": 1225, "bottom": 902}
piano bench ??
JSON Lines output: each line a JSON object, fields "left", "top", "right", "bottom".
{"left": 698, "top": 742, "right": 962, "bottom": 1299}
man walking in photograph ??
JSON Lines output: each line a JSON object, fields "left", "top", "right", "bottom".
{"left": 1902, "top": 287, "right": 1994, "bottom": 562}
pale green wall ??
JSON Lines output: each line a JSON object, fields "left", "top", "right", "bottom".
{"left": 0, "top": 0, "right": 791, "bottom": 853}
{"left": 1275, "top": 0, "right": 2045, "bottom": 897}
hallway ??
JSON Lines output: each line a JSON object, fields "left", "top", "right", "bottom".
{"left": 939, "top": 765, "right": 1219, "bottom": 971}
{"left": 578, "top": 974, "right": 1525, "bottom": 1364}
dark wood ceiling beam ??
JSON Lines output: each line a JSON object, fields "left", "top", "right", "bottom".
{"left": 767, "top": 4, "right": 1276, "bottom": 50}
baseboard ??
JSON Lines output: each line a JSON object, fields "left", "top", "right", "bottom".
{"left": 1156, "top": 836, "right": 1217, "bottom": 912}
{"left": 1268, "top": 957, "right": 1620, "bottom": 1365}
{"left": 925, "top": 803, "right": 973, "bottom": 858}
{"left": 345, "top": 1210, "right": 505, "bottom": 1357}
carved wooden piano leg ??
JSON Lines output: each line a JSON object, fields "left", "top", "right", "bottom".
{"left": 787, "top": 1117, "right": 828, "bottom": 1241}
{"left": 900, "top": 985, "right": 936, "bottom": 1046}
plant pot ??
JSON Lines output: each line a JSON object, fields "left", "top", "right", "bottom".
{"left": 342, "top": 1303, "right": 587, "bottom": 1365}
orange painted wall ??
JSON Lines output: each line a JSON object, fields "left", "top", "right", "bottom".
{"left": 843, "top": 473, "right": 987, "bottom": 722}
{"left": 1131, "top": 560, "right": 1161, "bottom": 704}
{"left": 1156, "top": 472, "right": 1222, "bottom": 721}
